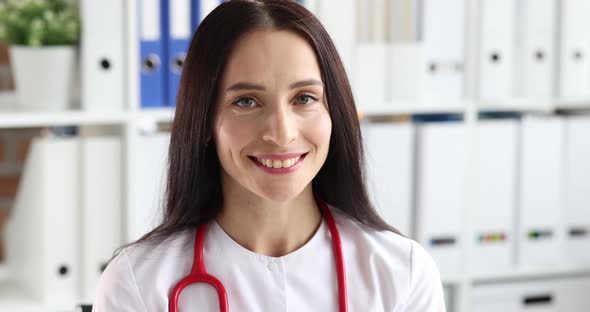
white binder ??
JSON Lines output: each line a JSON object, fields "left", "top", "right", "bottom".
{"left": 470, "top": 120, "right": 518, "bottom": 272}
{"left": 354, "top": 44, "right": 387, "bottom": 112}
{"left": 514, "top": 0, "right": 557, "bottom": 99}
{"left": 415, "top": 122, "right": 465, "bottom": 276}
{"left": 389, "top": 43, "right": 424, "bottom": 101}
{"left": 558, "top": 0, "right": 590, "bottom": 100}
{"left": 316, "top": 0, "right": 355, "bottom": 76}
{"left": 6, "top": 137, "right": 80, "bottom": 306}
{"left": 563, "top": 116, "right": 590, "bottom": 263}
{"left": 80, "top": 136, "right": 122, "bottom": 303}
{"left": 81, "top": 0, "right": 124, "bottom": 111}
{"left": 128, "top": 133, "right": 170, "bottom": 242}
{"left": 362, "top": 122, "right": 414, "bottom": 236}
{"left": 478, "top": 0, "right": 515, "bottom": 101}
{"left": 518, "top": 116, "right": 565, "bottom": 267}
{"left": 421, "top": 0, "right": 465, "bottom": 101}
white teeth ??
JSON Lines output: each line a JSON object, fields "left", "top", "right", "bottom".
{"left": 255, "top": 155, "right": 302, "bottom": 169}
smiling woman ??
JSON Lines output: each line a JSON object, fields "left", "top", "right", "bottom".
{"left": 93, "top": 1, "right": 445, "bottom": 311}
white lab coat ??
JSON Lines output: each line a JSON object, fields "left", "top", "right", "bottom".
{"left": 93, "top": 206, "right": 446, "bottom": 311}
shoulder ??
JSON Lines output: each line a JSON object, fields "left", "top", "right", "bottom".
{"left": 94, "top": 230, "right": 195, "bottom": 311}
{"left": 330, "top": 206, "right": 445, "bottom": 311}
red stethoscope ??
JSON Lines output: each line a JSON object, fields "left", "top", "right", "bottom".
{"left": 169, "top": 198, "right": 348, "bottom": 312}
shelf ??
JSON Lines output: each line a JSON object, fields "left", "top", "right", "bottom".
{"left": 358, "top": 99, "right": 468, "bottom": 117}
{"left": 470, "top": 265, "right": 590, "bottom": 285}
{"left": 0, "top": 92, "right": 128, "bottom": 129}
{"left": 0, "top": 110, "right": 130, "bottom": 129}
{"left": 554, "top": 98, "right": 590, "bottom": 110}
{"left": 476, "top": 98, "right": 555, "bottom": 113}
{"left": 132, "top": 107, "right": 175, "bottom": 124}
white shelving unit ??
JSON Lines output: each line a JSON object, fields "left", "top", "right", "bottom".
{"left": 0, "top": 0, "right": 590, "bottom": 311}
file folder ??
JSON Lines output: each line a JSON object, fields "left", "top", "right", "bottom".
{"left": 140, "top": 0, "right": 167, "bottom": 108}
{"left": 81, "top": 0, "right": 125, "bottom": 111}
{"left": 563, "top": 116, "right": 590, "bottom": 263}
{"left": 362, "top": 122, "right": 414, "bottom": 236}
{"left": 6, "top": 137, "right": 80, "bottom": 305}
{"left": 517, "top": 116, "right": 565, "bottom": 267}
{"left": 166, "top": 0, "right": 192, "bottom": 108}
{"left": 128, "top": 133, "right": 171, "bottom": 242}
{"left": 478, "top": 0, "right": 515, "bottom": 101}
{"left": 470, "top": 120, "right": 518, "bottom": 272}
{"left": 389, "top": 43, "right": 423, "bottom": 101}
{"left": 514, "top": 0, "right": 557, "bottom": 99}
{"left": 354, "top": 44, "right": 387, "bottom": 112}
{"left": 415, "top": 121, "right": 465, "bottom": 276}
{"left": 421, "top": 0, "right": 465, "bottom": 101}
{"left": 80, "top": 137, "right": 122, "bottom": 303}
{"left": 558, "top": 0, "right": 590, "bottom": 99}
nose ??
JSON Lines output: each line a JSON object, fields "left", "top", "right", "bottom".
{"left": 262, "top": 104, "right": 298, "bottom": 146}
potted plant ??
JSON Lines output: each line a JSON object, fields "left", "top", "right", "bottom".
{"left": 0, "top": 0, "right": 80, "bottom": 111}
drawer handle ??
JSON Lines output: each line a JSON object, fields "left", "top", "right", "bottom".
{"left": 523, "top": 294, "right": 553, "bottom": 306}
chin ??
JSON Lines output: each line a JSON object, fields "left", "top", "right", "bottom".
{"left": 254, "top": 184, "right": 308, "bottom": 203}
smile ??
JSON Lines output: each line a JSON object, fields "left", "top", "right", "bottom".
{"left": 248, "top": 152, "right": 309, "bottom": 174}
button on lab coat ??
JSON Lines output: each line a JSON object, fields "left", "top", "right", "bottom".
{"left": 94, "top": 206, "right": 446, "bottom": 311}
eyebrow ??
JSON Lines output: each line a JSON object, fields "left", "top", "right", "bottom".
{"left": 224, "top": 79, "right": 324, "bottom": 93}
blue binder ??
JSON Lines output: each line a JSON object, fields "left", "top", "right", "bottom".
{"left": 165, "top": 0, "right": 223, "bottom": 108}
{"left": 166, "top": 0, "right": 190, "bottom": 108}
{"left": 139, "top": 0, "right": 167, "bottom": 108}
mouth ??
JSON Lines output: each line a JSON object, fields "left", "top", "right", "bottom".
{"left": 248, "top": 152, "right": 309, "bottom": 174}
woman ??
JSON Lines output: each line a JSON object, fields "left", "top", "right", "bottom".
{"left": 95, "top": 0, "right": 445, "bottom": 310}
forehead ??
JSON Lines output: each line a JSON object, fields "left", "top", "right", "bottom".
{"left": 220, "top": 29, "right": 322, "bottom": 86}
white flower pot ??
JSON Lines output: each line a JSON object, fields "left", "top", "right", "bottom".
{"left": 9, "top": 46, "right": 76, "bottom": 111}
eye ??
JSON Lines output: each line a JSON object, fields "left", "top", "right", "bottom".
{"left": 234, "top": 97, "right": 257, "bottom": 108}
{"left": 295, "top": 94, "right": 318, "bottom": 105}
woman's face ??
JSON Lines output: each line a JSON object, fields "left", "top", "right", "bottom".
{"left": 214, "top": 29, "right": 332, "bottom": 202}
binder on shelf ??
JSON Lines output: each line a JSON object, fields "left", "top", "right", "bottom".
{"left": 421, "top": 0, "right": 465, "bottom": 101}
{"left": 389, "top": 43, "right": 423, "bottom": 101}
{"left": 469, "top": 120, "right": 518, "bottom": 272}
{"left": 316, "top": 0, "right": 355, "bottom": 76}
{"left": 477, "top": 0, "right": 515, "bottom": 101}
{"left": 81, "top": 0, "right": 125, "bottom": 111}
{"left": 128, "top": 132, "right": 171, "bottom": 242}
{"left": 354, "top": 44, "right": 387, "bottom": 112}
{"left": 80, "top": 137, "right": 122, "bottom": 303}
{"left": 517, "top": 116, "right": 565, "bottom": 267}
{"left": 563, "top": 116, "right": 590, "bottom": 263}
{"left": 362, "top": 122, "right": 414, "bottom": 236}
{"left": 389, "top": 0, "right": 419, "bottom": 42}
{"left": 5, "top": 137, "right": 80, "bottom": 305}
{"left": 514, "top": 0, "right": 556, "bottom": 99}
{"left": 139, "top": 0, "right": 167, "bottom": 108}
{"left": 558, "top": 0, "right": 590, "bottom": 100}
{"left": 415, "top": 121, "right": 465, "bottom": 276}
{"left": 165, "top": 0, "right": 192, "bottom": 108}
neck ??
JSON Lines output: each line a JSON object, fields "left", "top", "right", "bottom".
{"left": 216, "top": 183, "right": 322, "bottom": 257}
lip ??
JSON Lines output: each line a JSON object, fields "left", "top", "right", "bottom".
{"left": 249, "top": 152, "right": 308, "bottom": 175}
{"left": 251, "top": 152, "right": 307, "bottom": 160}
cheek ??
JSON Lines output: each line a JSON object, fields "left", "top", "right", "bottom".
{"left": 302, "top": 111, "right": 332, "bottom": 152}
{"left": 215, "top": 117, "right": 251, "bottom": 157}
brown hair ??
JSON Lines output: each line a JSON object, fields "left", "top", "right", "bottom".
{"left": 131, "top": 0, "right": 398, "bottom": 248}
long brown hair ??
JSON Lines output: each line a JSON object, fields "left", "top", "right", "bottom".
{"left": 132, "top": 0, "right": 398, "bottom": 248}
